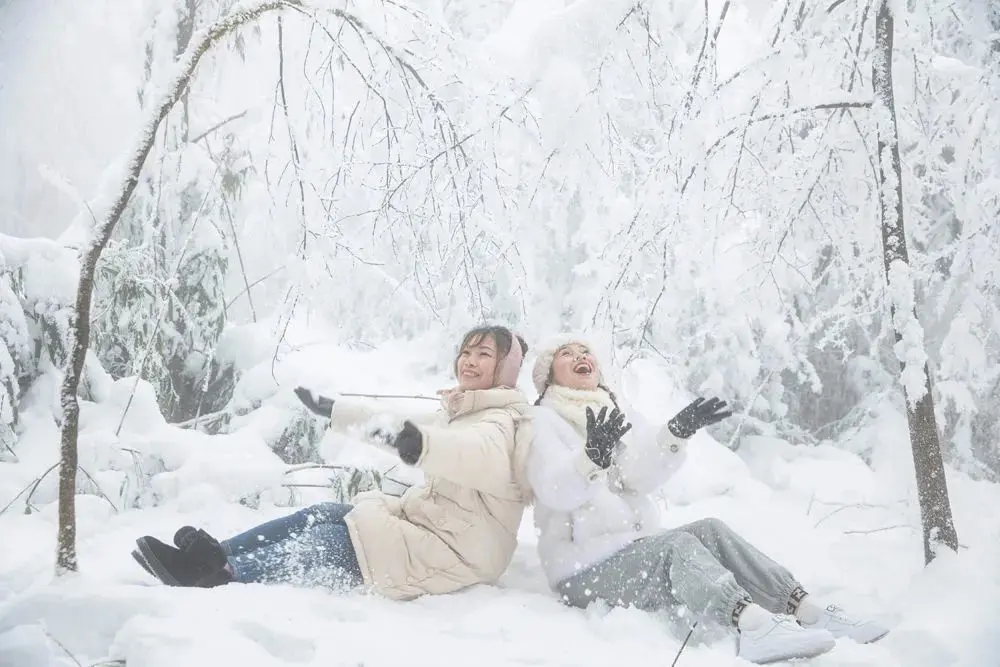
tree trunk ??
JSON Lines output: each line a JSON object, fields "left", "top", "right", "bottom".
{"left": 871, "top": 0, "right": 959, "bottom": 565}
{"left": 56, "top": 0, "right": 303, "bottom": 574}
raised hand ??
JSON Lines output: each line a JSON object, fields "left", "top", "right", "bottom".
{"left": 667, "top": 397, "right": 732, "bottom": 439}
{"left": 294, "top": 386, "right": 336, "bottom": 419}
{"left": 584, "top": 406, "right": 633, "bottom": 470}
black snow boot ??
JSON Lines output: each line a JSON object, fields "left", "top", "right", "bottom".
{"left": 172, "top": 525, "right": 232, "bottom": 588}
{"left": 173, "top": 526, "right": 227, "bottom": 567}
{"left": 135, "top": 535, "right": 232, "bottom": 588}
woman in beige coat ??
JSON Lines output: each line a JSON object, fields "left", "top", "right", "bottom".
{"left": 133, "top": 325, "right": 533, "bottom": 601}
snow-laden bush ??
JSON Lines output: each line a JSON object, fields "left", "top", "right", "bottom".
{"left": 0, "top": 235, "right": 78, "bottom": 459}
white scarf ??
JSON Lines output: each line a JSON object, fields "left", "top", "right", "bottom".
{"left": 539, "top": 384, "right": 619, "bottom": 438}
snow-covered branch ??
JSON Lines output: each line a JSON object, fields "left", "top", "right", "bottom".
{"left": 681, "top": 99, "right": 874, "bottom": 194}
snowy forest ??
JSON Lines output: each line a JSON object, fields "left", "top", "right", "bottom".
{"left": 0, "top": 0, "right": 998, "bottom": 665}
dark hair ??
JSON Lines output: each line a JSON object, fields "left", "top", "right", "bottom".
{"left": 454, "top": 325, "right": 528, "bottom": 377}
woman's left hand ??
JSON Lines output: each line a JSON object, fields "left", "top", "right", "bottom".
{"left": 667, "top": 397, "right": 732, "bottom": 439}
{"left": 437, "top": 387, "right": 463, "bottom": 412}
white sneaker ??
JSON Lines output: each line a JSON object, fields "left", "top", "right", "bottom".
{"left": 738, "top": 614, "right": 836, "bottom": 664}
{"left": 801, "top": 604, "right": 889, "bottom": 644}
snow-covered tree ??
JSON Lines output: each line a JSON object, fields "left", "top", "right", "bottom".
{"left": 872, "top": 0, "right": 958, "bottom": 562}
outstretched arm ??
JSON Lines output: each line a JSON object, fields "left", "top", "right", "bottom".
{"left": 411, "top": 410, "right": 525, "bottom": 500}
{"left": 294, "top": 387, "right": 435, "bottom": 448}
{"left": 612, "top": 397, "right": 731, "bottom": 494}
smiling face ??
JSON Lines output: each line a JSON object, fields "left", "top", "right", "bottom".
{"left": 455, "top": 334, "right": 500, "bottom": 391}
{"left": 550, "top": 342, "right": 600, "bottom": 391}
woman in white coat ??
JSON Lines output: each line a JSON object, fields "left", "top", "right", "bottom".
{"left": 527, "top": 336, "right": 888, "bottom": 664}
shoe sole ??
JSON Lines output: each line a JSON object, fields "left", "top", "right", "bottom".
{"left": 860, "top": 628, "right": 890, "bottom": 644}
{"left": 741, "top": 636, "right": 836, "bottom": 664}
{"left": 131, "top": 549, "right": 154, "bottom": 577}
{"left": 135, "top": 537, "right": 182, "bottom": 586}
{"left": 752, "top": 646, "right": 833, "bottom": 665}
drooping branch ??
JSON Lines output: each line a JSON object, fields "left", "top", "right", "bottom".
{"left": 275, "top": 15, "right": 310, "bottom": 255}
{"left": 668, "top": 0, "right": 730, "bottom": 138}
{"left": 680, "top": 99, "right": 873, "bottom": 195}
{"left": 56, "top": 0, "right": 304, "bottom": 574}
{"left": 827, "top": 0, "right": 850, "bottom": 14}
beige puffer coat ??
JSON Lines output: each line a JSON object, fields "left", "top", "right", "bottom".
{"left": 329, "top": 388, "right": 532, "bottom": 601}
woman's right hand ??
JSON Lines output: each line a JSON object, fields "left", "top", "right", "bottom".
{"left": 584, "top": 406, "right": 632, "bottom": 469}
{"left": 294, "top": 386, "right": 336, "bottom": 418}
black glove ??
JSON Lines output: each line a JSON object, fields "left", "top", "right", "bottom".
{"left": 667, "top": 397, "right": 732, "bottom": 439}
{"left": 294, "top": 386, "right": 336, "bottom": 419}
{"left": 392, "top": 421, "right": 424, "bottom": 465}
{"left": 584, "top": 406, "right": 632, "bottom": 470}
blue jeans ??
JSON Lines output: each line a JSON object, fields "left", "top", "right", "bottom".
{"left": 221, "top": 502, "right": 364, "bottom": 589}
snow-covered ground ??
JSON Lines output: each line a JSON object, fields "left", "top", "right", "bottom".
{"left": 1, "top": 336, "right": 998, "bottom": 667}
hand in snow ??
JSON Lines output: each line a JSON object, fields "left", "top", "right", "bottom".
{"left": 392, "top": 421, "right": 424, "bottom": 465}
{"left": 584, "top": 406, "right": 632, "bottom": 470}
{"left": 294, "top": 386, "right": 336, "bottom": 419}
{"left": 667, "top": 397, "right": 732, "bottom": 439}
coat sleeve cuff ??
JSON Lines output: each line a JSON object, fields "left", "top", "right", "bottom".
{"left": 574, "top": 451, "right": 607, "bottom": 484}
{"left": 657, "top": 427, "right": 689, "bottom": 455}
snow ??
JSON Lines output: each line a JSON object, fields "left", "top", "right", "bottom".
{"left": 2, "top": 338, "right": 999, "bottom": 667}
{"left": 0, "top": 236, "right": 78, "bottom": 306}
{"left": 0, "top": 0, "right": 998, "bottom": 664}
{"left": 886, "top": 260, "right": 930, "bottom": 407}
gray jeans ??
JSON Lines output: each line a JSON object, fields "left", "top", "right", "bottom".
{"left": 556, "top": 518, "right": 802, "bottom": 626}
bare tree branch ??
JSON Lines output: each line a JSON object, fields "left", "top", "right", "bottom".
{"left": 190, "top": 109, "right": 249, "bottom": 143}
{"left": 827, "top": 0, "right": 850, "bottom": 14}
{"left": 681, "top": 100, "right": 873, "bottom": 195}
{"left": 275, "top": 15, "right": 310, "bottom": 255}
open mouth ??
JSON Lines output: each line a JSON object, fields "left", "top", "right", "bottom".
{"left": 573, "top": 361, "right": 593, "bottom": 375}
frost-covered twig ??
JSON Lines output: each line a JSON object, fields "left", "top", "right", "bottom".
{"left": 174, "top": 410, "right": 232, "bottom": 433}
{"left": 813, "top": 500, "right": 905, "bottom": 527}
{"left": 25, "top": 462, "right": 61, "bottom": 514}
{"left": 42, "top": 629, "right": 84, "bottom": 667}
{"left": 843, "top": 525, "right": 913, "bottom": 535}
{"left": 285, "top": 462, "right": 357, "bottom": 474}
{"left": 826, "top": 0, "right": 849, "bottom": 14}
{"left": 0, "top": 478, "right": 34, "bottom": 517}
{"left": 270, "top": 286, "right": 300, "bottom": 385}
{"left": 76, "top": 465, "right": 119, "bottom": 513}
{"left": 668, "top": 0, "right": 730, "bottom": 138}
{"left": 190, "top": 109, "right": 249, "bottom": 143}
{"left": 769, "top": 0, "right": 792, "bottom": 46}
{"left": 681, "top": 100, "right": 873, "bottom": 195}
{"left": 221, "top": 197, "right": 259, "bottom": 322}
{"left": 275, "top": 16, "right": 310, "bottom": 256}
{"left": 338, "top": 391, "right": 438, "bottom": 401}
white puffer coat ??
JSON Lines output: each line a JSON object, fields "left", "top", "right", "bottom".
{"left": 527, "top": 385, "right": 687, "bottom": 586}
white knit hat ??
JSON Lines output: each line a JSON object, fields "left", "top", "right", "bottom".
{"left": 531, "top": 333, "right": 606, "bottom": 395}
